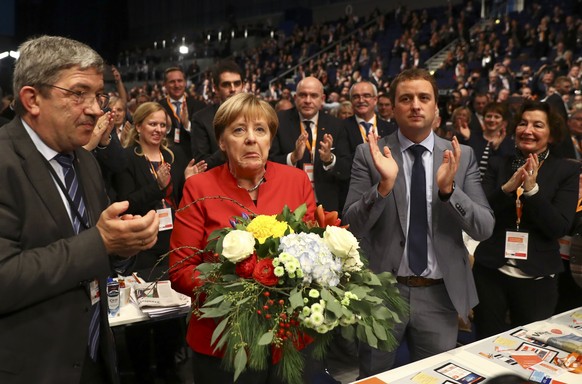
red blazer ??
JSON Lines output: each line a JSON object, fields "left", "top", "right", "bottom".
{"left": 169, "top": 161, "right": 316, "bottom": 355}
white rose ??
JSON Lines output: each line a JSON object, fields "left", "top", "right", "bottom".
{"left": 221, "top": 230, "right": 255, "bottom": 263}
{"left": 323, "top": 226, "right": 363, "bottom": 272}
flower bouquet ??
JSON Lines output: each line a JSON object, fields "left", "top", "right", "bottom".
{"left": 193, "top": 204, "right": 406, "bottom": 384}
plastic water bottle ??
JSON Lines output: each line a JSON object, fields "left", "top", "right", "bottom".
{"left": 107, "top": 277, "right": 120, "bottom": 316}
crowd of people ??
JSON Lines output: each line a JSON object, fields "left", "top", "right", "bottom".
{"left": 2, "top": 1, "right": 582, "bottom": 384}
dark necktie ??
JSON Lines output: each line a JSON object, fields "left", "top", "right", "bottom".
{"left": 303, "top": 120, "right": 313, "bottom": 144}
{"left": 360, "top": 121, "right": 372, "bottom": 135}
{"left": 172, "top": 101, "right": 182, "bottom": 117}
{"left": 54, "top": 154, "right": 88, "bottom": 233}
{"left": 408, "top": 145, "right": 428, "bottom": 275}
{"left": 54, "top": 153, "right": 100, "bottom": 360}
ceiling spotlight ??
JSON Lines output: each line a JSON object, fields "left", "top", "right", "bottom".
{"left": 179, "top": 45, "right": 189, "bottom": 54}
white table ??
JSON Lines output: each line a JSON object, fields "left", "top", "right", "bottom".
{"left": 353, "top": 308, "right": 582, "bottom": 383}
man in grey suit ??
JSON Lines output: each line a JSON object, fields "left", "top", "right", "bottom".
{"left": 0, "top": 36, "right": 159, "bottom": 384}
{"left": 343, "top": 68, "right": 494, "bottom": 378}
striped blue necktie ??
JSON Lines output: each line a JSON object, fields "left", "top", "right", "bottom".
{"left": 54, "top": 153, "right": 100, "bottom": 360}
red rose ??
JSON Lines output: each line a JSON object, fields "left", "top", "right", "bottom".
{"left": 253, "top": 258, "right": 278, "bottom": 286}
{"left": 235, "top": 253, "right": 257, "bottom": 279}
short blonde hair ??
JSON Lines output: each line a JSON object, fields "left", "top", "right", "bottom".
{"left": 213, "top": 93, "right": 278, "bottom": 143}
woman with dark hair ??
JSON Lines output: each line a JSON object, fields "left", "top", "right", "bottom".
{"left": 467, "top": 101, "right": 515, "bottom": 177}
{"left": 473, "top": 101, "right": 579, "bottom": 339}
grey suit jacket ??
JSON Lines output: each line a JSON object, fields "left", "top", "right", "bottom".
{"left": 0, "top": 118, "right": 118, "bottom": 383}
{"left": 343, "top": 132, "right": 494, "bottom": 319}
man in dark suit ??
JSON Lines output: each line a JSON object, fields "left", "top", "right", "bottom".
{"left": 159, "top": 67, "right": 205, "bottom": 160}
{"left": 190, "top": 60, "right": 244, "bottom": 170}
{"left": 377, "top": 93, "right": 398, "bottom": 132}
{"left": 269, "top": 76, "right": 351, "bottom": 212}
{"left": 343, "top": 69, "right": 494, "bottom": 379}
{"left": 0, "top": 35, "right": 159, "bottom": 384}
{"left": 544, "top": 76, "right": 574, "bottom": 158}
{"left": 344, "top": 81, "right": 398, "bottom": 160}
{"left": 468, "top": 92, "right": 489, "bottom": 136}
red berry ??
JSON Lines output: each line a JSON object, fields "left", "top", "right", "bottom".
{"left": 280, "top": 313, "right": 287, "bottom": 320}
{"left": 257, "top": 310, "right": 262, "bottom": 315}
{"left": 263, "top": 291, "right": 270, "bottom": 297}
{"left": 263, "top": 305, "right": 269, "bottom": 310}
{"left": 265, "top": 314, "right": 271, "bottom": 319}
{"left": 279, "top": 299, "right": 285, "bottom": 305}
{"left": 268, "top": 300, "right": 274, "bottom": 305}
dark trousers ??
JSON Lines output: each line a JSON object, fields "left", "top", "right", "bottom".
{"left": 555, "top": 258, "right": 582, "bottom": 313}
{"left": 125, "top": 318, "right": 183, "bottom": 383}
{"left": 80, "top": 348, "right": 110, "bottom": 384}
{"left": 473, "top": 263, "right": 558, "bottom": 340}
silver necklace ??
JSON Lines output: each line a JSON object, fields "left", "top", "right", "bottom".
{"left": 238, "top": 177, "right": 265, "bottom": 192}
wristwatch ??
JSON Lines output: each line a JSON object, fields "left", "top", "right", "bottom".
{"left": 323, "top": 153, "right": 335, "bottom": 166}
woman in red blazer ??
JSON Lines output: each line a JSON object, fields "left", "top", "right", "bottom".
{"left": 169, "top": 93, "right": 317, "bottom": 383}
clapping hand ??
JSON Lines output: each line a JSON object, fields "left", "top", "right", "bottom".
{"left": 318, "top": 133, "right": 334, "bottom": 164}
{"left": 437, "top": 136, "right": 461, "bottom": 194}
{"left": 83, "top": 112, "right": 114, "bottom": 151}
{"left": 502, "top": 154, "right": 538, "bottom": 194}
{"left": 368, "top": 131, "right": 398, "bottom": 197}
{"left": 156, "top": 162, "right": 172, "bottom": 189}
{"left": 185, "top": 159, "right": 208, "bottom": 179}
{"left": 290, "top": 131, "right": 308, "bottom": 164}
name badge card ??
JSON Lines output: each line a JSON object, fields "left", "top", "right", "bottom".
{"left": 157, "top": 207, "right": 174, "bottom": 231}
{"left": 90, "top": 279, "right": 100, "bottom": 305}
{"left": 505, "top": 231, "right": 529, "bottom": 260}
{"left": 173, "top": 127, "right": 180, "bottom": 143}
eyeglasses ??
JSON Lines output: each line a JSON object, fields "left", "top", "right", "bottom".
{"left": 41, "top": 84, "right": 110, "bottom": 110}
{"left": 351, "top": 93, "right": 375, "bottom": 101}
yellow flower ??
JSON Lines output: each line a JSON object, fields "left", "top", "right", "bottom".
{"left": 246, "top": 215, "right": 290, "bottom": 244}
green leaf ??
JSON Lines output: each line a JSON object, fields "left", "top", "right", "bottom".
{"left": 321, "top": 289, "right": 343, "bottom": 317}
{"left": 199, "top": 307, "right": 232, "bottom": 318}
{"left": 364, "top": 296, "right": 383, "bottom": 304}
{"left": 293, "top": 203, "right": 307, "bottom": 221}
{"left": 364, "top": 325, "right": 378, "bottom": 348}
{"left": 203, "top": 295, "right": 225, "bottom": 307}
{"left": 211, "top": 316, "right": 229, "bottom": 346}
{"left": 350, "top": 286, "right": 372, "bottom": 299}
{"left": 372, "top": 319, "right": 388, "bottom": 341}
{"left": 365, "top": 273, "right": 382, "bottom": 286}
{"left": 233, "top": 347, "right": 248, "bottom": 382}
{"left": 371, "top": 305, "right": 394, "bottom": 321}
{"left": 258, "top": 330, "right": 274, "bottom": 345}
{"left": 289, "top": 289, "right": 303, "bottom": 309}
{"left": 196, "top": 263, "right": 218, "bottom": 275}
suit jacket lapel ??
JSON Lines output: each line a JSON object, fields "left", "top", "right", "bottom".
{"left": 9, "top": 120, "right": 76, "bottom": 237}
{"left": 386, "top": 134, "right": 408, "bottom": 234}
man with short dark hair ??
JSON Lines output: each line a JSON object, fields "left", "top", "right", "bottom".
{"left": 0, "top": 35, "right": 159, "bottom": 384}
{"left": 344, "top": 68, "right": 494, "bottom": 379}
{"left": 544, "top": 76, "right": 574, "bottom": 158}
{"left": 190, "top": 60, "right": 244, "bottom": 169}
{"left": 159, "top": 67, "right": 205, "bottom": 159}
